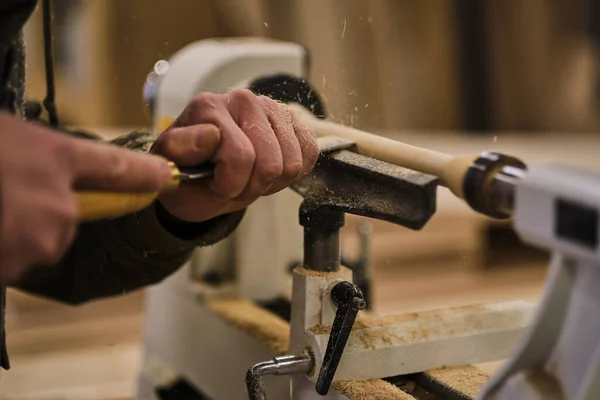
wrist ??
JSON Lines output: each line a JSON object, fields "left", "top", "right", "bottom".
{"left": 154, "top": 201, "right": 245, "bottom": 242}
{"left": 154, "top": 201, "right": 203, "bottom": 240}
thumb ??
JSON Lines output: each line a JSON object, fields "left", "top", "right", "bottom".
{"left": 151, "top": 124, "right": 221, "bottom": 166}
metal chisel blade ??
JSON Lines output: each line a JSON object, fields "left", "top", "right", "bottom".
{"left": 178, "top": 164, "right": 215, "bottom": 181}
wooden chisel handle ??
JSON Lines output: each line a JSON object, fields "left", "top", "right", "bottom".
{"left": 76, "top": 191, "right": 161, "bottom": 222}
{"left": 76, "top": 162, "right": 182, "bottom": 222}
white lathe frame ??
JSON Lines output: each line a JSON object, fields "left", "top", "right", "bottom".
{"left": 136, "top": 38, "right": 536, "bottom": 400}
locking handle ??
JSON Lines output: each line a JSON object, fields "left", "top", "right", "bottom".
{"left": 316, "top": 281, "right": 366, "bottom": 395}
{"left": 245, "top": 352, "right": 314, "bottom": 400}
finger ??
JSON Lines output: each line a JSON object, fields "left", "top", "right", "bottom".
{"left": 67, "top": 139, "right": 174, "bottom": 192}
{"left": 234, "top": 107, "right": 284, "bottom": 201}
{"left": 151, "top": 124, "right": 221, "bottom": 166}
{"left": 210, "top": 112, "right": 256, "bottom": 198}
{"left": 263, "top": 100, "right": 303, "bottom": 195}
{"left": 168, "top": 92, "right": 256, "bottom": 198}
{"left": 293, "top": 114, "right": 319, "bottom": 179}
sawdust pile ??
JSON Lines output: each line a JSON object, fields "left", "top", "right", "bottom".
{"left": 206, "top": 298, "right": 290, "bottom": 355}
{"left": 310, "top": 322, "right": 399, "bottom": 349}
{"left": 426, "top": 365, "right": 490, "bottom": 398}
{"left": 333, "top": 379, "right": 415, "bottom": 400}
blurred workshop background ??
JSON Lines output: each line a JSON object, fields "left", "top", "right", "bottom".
{"left": 3, "top": 0, "right": 600, "bottom": 399}
{"left": 22, "top": 0, "right": 600, "bottom": 132}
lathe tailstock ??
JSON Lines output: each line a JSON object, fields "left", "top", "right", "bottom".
{"left": 137, "top": 38, "right": 599, "bottom": 400}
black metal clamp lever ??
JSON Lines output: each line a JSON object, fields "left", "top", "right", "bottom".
{"left": 315, "top": 281, "right": 366, "bottom": 395}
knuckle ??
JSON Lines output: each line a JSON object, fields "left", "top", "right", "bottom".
{"left": 180, "top": 95, "right": 224, "bottom": 126}
{"left": 283, "top": 161, "right": 303, "bottom": 180}
{"left": 230, "top": 88, "right": 256, "bottom": 104}
{"left": 101, "top": 151, "right": 128, "bottom": 183}
{"left": 52, "top": 138, "right": 77, "bottom": 170}
{"left": 230, "top": 145, "right": 256, "bottom": 171}
{"left": 257, "top": 160, "right": 283, "bottom": 183}
{"left": 190, "top": 92, "right": 219, "bottom": 109}
{"left": 258, "top": 95, "right": 277, "bottom": 109}
{"left": 204, "top": 123, "right": 220, "bottom": 137}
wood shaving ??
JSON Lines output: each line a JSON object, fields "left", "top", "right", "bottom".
{"left": 294, "top": 267, "right": 349, "bottom": 278}
{"left": 309, "top": 324, "right": 330, "bottom": 335}
{"left": 205, "top": 298, "right": 290, "bottom": 355}
{"left": 426, "top": 365, "right": 490, "bottom": 398}
{"left": 333, "top": 379, "right": 415, "bottom": 399}
{"left": 354, "top": 304, "right": 487, "bottom": 328}
{"left": 311, "top": 324, "right": 400, "bottom": 350}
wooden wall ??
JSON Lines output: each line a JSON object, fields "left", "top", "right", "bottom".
{"left": 23, "top": 0, "right": 600, "bottom": 132}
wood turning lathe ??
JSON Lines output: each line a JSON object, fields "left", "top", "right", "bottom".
{"left": 74, "top": 38, "right": 600, "bottom": 400}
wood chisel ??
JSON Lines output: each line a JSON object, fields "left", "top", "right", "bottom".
{"left": 75, "top": 163, "right": 214, "bottom": 222}
{"left": 75, "top": 136, "right": 355, "bottom": 222}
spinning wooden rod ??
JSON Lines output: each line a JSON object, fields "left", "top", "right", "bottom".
{"left": 287, "top": 104, "right": 478, "bottom": 201}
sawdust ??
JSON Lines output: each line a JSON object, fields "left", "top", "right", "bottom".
{"left": 310, "top": 311, "right": 412, "bottom": 349}
{"left": 355, "top": 304, "right": 488, "bottom": 328}
{"left": 296, "top": 268, "right": 336, "bottom": 278}
{"left": 353, "top": 328, "right": 399, "bottom": 349}
{"left": 333, "top": 379, "right": 415, "bottom": 400}
{"left": 294, "top": 266, "right": 349, "bottom": 278}
{"left": 309, "top": 321, "right": 399, "bottom": 350}
{"left": 309, "top": 304, "right": 492, "bottom": 350}
{"left": 425, "top": 365, "right": 490, "bottom": 398}
{"left": 309, "top": 324, "right": 330, "bottom": 335}
{"left": 205, "top": 298, "right": 290, "bottom": 355}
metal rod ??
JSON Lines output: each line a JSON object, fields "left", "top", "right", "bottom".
{"left": 304, "top": 228, "right": 340, "bottom": 272}
{"left": 300, "top": 207, "right": 345, "bottom": 272}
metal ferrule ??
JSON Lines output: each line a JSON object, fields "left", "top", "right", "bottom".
{"left": 487, "top": 165, "right": 527, "bottom": 217}
{"left": 463, "top": 152, "right": 527, "bottom": 219}
{"left": 166, "top": 161, "right": 181, "bottom": 192}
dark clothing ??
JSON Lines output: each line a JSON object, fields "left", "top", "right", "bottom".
{"left": 0, "top": 0, "right": 244, "bottom": 369}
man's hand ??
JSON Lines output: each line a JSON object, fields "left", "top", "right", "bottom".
{"left": 152, "top": 89, "right": 319, "bottom": 223}
{"left": 0, "top": 112, "right": 174, "bottom": 282}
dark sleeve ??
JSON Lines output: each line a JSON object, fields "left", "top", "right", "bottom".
{"left": 12, "top": 130, "right": 245, "bottom": 304}
{"left": 0, "top": 0, "right": 37, "bottom": 47}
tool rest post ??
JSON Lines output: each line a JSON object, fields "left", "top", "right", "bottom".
{"left": 300, "top": 205, "right": 345, "bottom": 272}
